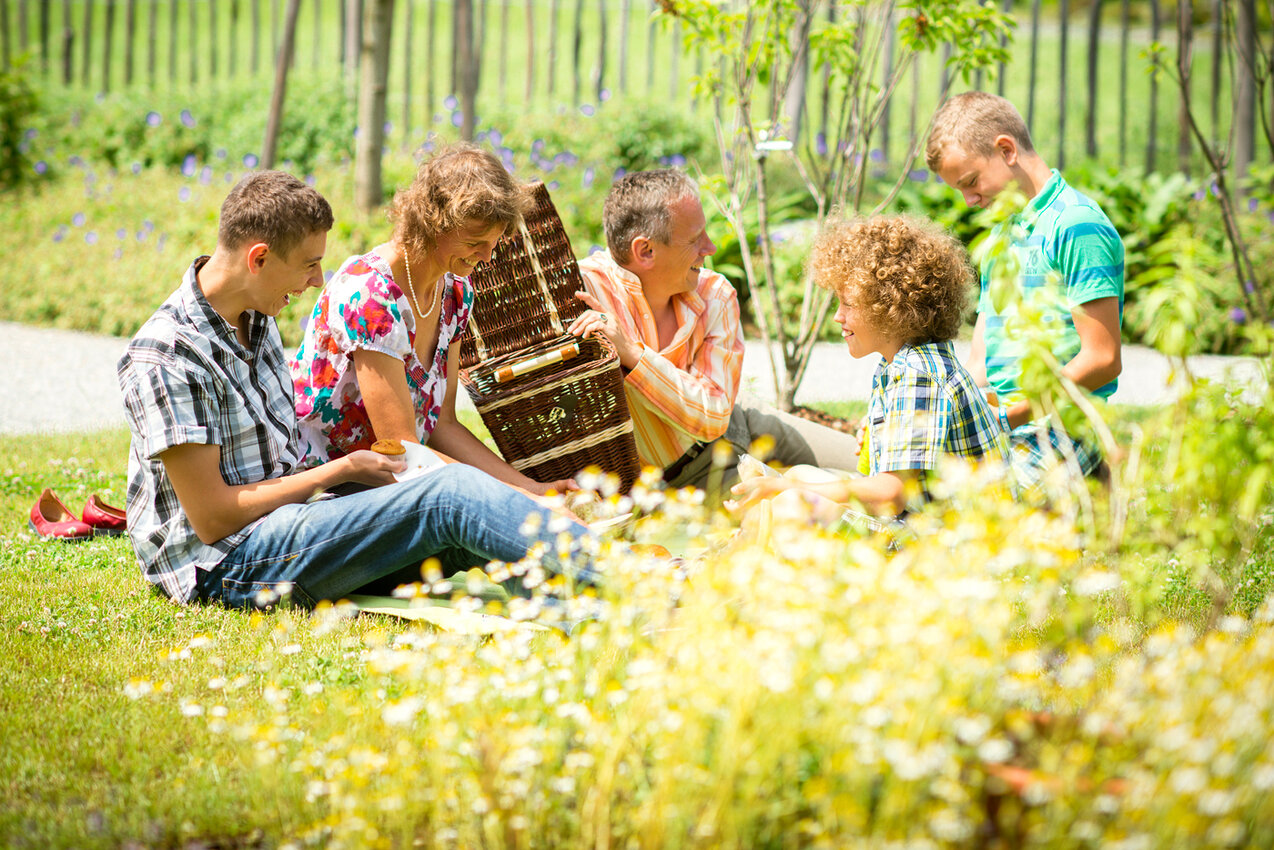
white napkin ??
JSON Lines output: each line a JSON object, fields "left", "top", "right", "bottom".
{"left": 393, "top": 442, "right": 447, "bottom": 482}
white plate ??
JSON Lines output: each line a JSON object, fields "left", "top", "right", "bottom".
{"left": 394, "top": 442, "right": 447, "bottom": 482}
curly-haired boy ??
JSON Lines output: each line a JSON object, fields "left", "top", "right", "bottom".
{"left": 730, "top": 215, "right": 1007, "bottom": 517}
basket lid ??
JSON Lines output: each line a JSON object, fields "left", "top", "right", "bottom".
{"left": 459, "top": 182, "right": 589, "bottom": 368}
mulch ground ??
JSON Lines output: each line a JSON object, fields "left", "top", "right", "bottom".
{"left": 790, "top": 405, "right": 857, "bottom": 435}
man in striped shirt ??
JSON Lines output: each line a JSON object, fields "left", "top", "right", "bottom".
{"left": 927, "top": 92, "right": 1124, "bottom": 487}
{"left": 569, "top": 169, "right": 859, "bottom": 492}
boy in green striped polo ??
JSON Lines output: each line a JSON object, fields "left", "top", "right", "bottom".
{"left": 926, "top": 92, "right": 1124, "bottom": 488}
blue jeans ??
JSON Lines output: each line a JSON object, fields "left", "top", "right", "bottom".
{"left": 196, "top": 464, "right": 596, "bottom": 610}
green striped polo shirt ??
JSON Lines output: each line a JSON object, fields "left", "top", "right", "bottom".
{"left": 979, "top": 170, "right": 1125, "bottom": 400}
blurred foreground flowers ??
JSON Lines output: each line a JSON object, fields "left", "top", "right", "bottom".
{"left": 122, "top": 408, "right": 1274, "bottom": 848}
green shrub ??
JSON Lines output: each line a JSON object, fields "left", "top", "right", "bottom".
{"left": 476, "top": 99, "right": 714, "bottom": 251}
{"left": 0, "top": 62, "right": 39, "bottom": 189}
{"left": 34, "top": 76, "right": 355, "bottom": 175}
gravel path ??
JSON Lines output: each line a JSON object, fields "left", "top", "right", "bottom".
{"left": 1, "top": 319, "right": 1266, "bottom": 435}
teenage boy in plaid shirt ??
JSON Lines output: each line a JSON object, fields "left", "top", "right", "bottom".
{"left": 730, "top": 216, "right": 1007, "bottom": 517}
{"left": 568, "top": 169, "right": 860, "bottom": 493}
{"left": 927, "top": 92, "right": 1124, "bottom": 487}
{"left": 117, "top": 171, "right": 594, "bottom": 610}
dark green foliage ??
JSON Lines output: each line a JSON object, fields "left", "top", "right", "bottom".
{"left": 0, "top": 63, "right": 39, "bottom": 189}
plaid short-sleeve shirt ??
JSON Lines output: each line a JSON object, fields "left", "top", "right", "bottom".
{"left": 867, "top": 341, "right": 1008, "bottom": 482}
{"left": 117, "top": 258, "right": 303, "bottom": 602}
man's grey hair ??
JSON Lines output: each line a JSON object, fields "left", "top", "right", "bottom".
{"left": 602, "top": 169, "right": 699, "bottom": 264}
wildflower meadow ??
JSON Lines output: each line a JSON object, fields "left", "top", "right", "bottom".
{"left": 4, "top": 10, "right": 1274, "bottom": 845}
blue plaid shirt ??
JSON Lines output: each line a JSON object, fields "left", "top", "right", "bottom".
{"left": 117, "top": 258, "right": 303, "bottom": 602}
{"left": 867, "top": 341, "right": 1008, "bottom": 482}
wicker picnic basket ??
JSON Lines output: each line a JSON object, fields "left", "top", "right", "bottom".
{"left": 458, "top": 181, "right": 640, "bottom": 492}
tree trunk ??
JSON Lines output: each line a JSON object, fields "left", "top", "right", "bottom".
{"left": 784, "top": 0, "right": 815, "bottom": 146}
{"left": 572, "top": 0, "right": 582, "bottom": 106}
{"left": 354, "top": 0, "right": 395, "bottom": 207}
{"left": 1, "top": 0, "right": 10, "bottom": 71}
{"left": 596, "top": 0, "right": 607, "bottom": 104}
{"left": 80, "top": 0, "right": 92, "bottom": 87}
{"left": 230, "top": 0, "right": 239, "bottom": 77}
{"left": 427, "top": 0, "right": 436, "bottom": 116}
{"left": 169, "top": 0, "right": 178, "bottom": 85}
{"left": 997, "top": 0, "right": 1011, "bottom": 95}
{"left": 499, "top": 0, "right": 508, "bottom": 101}
{"left": 548, "top": 0, "right": 559, "bottom": 99}
{"left": 188, "top": 0, "right": 197, "bottom": 85}
{"left": 61, "top": 0, "right": 73, "bottom": 84}
{"left": 1209, "top": 0, "right": 1221, "bottom": 145}
{"left": 39, "top": 0, "right": 50, "bottom": 76}
{"left": 403, "top": 0, "right": 414, "bottom": 144}
{"left": 1057, "top": 0, "right": 1068, "bottom": 169}
{"left": 1146, "top": 0, "right": 1160, "bottom": 172}
{"left": 880, "top": 6, "right": 894, "bottom": 162}
{"left": 1027, "top": 0, "right": 1040, "bottom": 129}
{"left": 345, "top": 0, "right": 362, "bottom": 97}
{"left": 209, "top": 0, "right": 217, "bottom": 79}
{"left": 1177, "top": 0, "right": 1193, "bottom": 175}
{"left": 476, "top": 0, "right": 486, "bottom": 93}
{"left": 1234, "top": 0, "right": 1257, "bottom": 188}
{"left": 313, "top": 0, "right": 322, "bottom": 68}
{"left": 450, "top": 0, "right": 459, "bottom": 96}
{"left": 17, "top": 0, "right": 28, "bottom": 55}
{"left": 1118, "top": 0, "right": 1129, "bottom": 164}
{"left": 939, "top": 42, "right": 951, "bottom": 98}
{"left": 646, "top": 0, "right": 655, "bottom": 98}
{"left": 524, "top": 0, "right": 534, "bottom": 104}
{"left": 822, "top": 2, "right": 836, "bottom": 148}
{"left": 455, "top": 0, "right": 477, "bottom": 140}
{"left": 102, "top": 0, "right": 115, "bottom": 93}
{"left": 124, "top": 0, "right": 136, "bottom": 86}
{"left": 618, "top": 0, "right": 629, "bottom": 94}
{"left": 262, "top": 0, "right": 304, "bottom": 169}
{"left": 147, "top": 0, "right": 156, "bottom": 87}
{"left": 669, "top": 17, "right": 679, "bottom": 102}
{"left": 1085, "top": 0, "right": 1101, "bottom": 159}
{"left": 253, "top": 0, "right": 262, "bottom": 74}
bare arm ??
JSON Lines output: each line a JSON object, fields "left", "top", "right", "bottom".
{"left": 351, "top": 348, "right": 424, "bottom": 445}
{"left": 729, "top": 469, "right": 916, "bottom": 517}
{"left": 1002, "top": 296, "right": 1122, "bottom": 428}
{"left": 161, "top": 443, "right": 402, "bottom": 545}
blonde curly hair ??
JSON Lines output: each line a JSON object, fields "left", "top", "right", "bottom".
{"left": 389, "top": 144, "right": 530, "bottom": 259}
{"left": 808, "top": 215, "right": 974, "bottom": 346}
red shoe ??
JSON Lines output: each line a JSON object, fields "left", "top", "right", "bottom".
{"left": 82, "top": 494, "right": 127, "bottom": 537}
{"left": 29, "top": 488, "right": 93, "bottom": 542}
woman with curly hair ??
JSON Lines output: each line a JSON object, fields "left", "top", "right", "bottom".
{"left": 291, "top": 144, "right": 577, "bottom": 495}
{"left": 730, "top": 215, "right": 1006, "bottom": 517}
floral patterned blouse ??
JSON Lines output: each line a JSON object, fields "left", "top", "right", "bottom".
{"left": 291, "top": 246, "right": 473, "bottom": 466}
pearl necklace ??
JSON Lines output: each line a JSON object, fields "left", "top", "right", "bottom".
{"left": 402, "top": 250, "right": 440, "bottom": 320}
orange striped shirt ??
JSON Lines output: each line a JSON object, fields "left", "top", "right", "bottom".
{"left": 577, "top": 251, "right": 744, "bottom": 470}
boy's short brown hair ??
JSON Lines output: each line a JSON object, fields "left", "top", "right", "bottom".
{"left": 808, "top": 215, "right": 974, "bottom": 346}
{"left": 389, "top": 143, "right": 530, "bottom": 260}
{"left": 925, "top": 91, "right": 1035, "bottom": 172}
{"left": 218, "top": 171, "right": 333, "bottom": 259}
